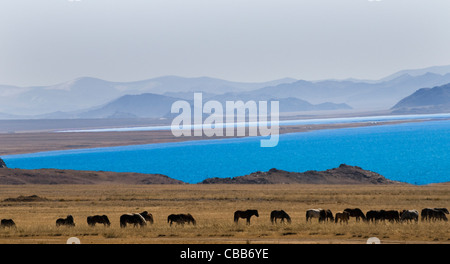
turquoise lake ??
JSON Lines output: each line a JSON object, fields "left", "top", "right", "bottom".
{"left": 3, "top": 120, "right": 450, "bottom": 185}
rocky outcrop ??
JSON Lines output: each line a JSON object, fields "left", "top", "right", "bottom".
{"left": 0, "top": 158, "right": 7, "bottom": 168}
{"left": 201, "top": 164, "right": 403, "bottom": 185}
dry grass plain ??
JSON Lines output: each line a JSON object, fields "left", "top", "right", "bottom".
{"left": 0, "top": 184, "right": 448, "bottom": 244}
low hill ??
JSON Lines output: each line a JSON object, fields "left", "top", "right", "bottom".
{"left": 200, "top": 164, "right": 403, "bottom": 185}
{"left": 0, "top": 161, "right": 402, "bottom": 185}
{"left": 391, "top": 83, "right": 450, "bottom": 114}
{"left": 0, "top": 168, "right": 184, "bottom": 185}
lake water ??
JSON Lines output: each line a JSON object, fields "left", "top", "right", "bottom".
{"left": 3, "top": 119, "right": 450, "bottom": 185}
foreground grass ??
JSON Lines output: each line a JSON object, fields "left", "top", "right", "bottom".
{"left": 0, "top": 184, "right": 448, "bottom": 244}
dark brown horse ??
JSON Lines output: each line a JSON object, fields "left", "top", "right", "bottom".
{"left": 270, "top": 210, "right": 291, "bottom": 224}
{"left": 0, "top": 219, "right": 16, "bottom": 228}
{"left": 234, "top": 210, "right": 259, "bottom": 225}
{"left": 167, "top": 214, "right": 196, "bottom": 226}
{"left": 87, "top": 215, "right": 111, "bottom": 227}
{"left": 343, "top": 208, "right": 366, "bottom": 222}
{"left": 334, "top": 212, "right": 350, "bottom": 224}
{"left": 120, "top": 213, "right": 147, "bottom": 228}
{"left": 56, "top": 215, "right": 75, "bottom": 227}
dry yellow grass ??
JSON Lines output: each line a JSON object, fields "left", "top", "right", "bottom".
{"left": 0, "top": 184, "right": 448, "bottom": 244}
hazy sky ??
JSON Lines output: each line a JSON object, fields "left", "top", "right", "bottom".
{"left": 1, "top": 0, "right": 450, "bottom": 86}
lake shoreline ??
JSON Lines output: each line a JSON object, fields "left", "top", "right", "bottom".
{"left": 3, "top": 118, "right": 450, "bottom": 185}
{"left": 0, "top": 118, "right": 438, "bottom": 156}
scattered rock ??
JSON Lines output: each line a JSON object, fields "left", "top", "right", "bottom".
{"left": 3, "top": 195, "right": 48, "bottom": 202}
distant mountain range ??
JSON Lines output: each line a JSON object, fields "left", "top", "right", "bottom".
{"left": 0, "top": 76, "right": 297, "bottom": 117}
{"left": 391, "top": 83, "right": 450, "bottom": 114}
{"left": 252, "top": 72, "right": 450, "bottom": 110}
{"left": 77, "top": 93, "right": 352, "bottom": 119}
{"left": 1, "top": 65, "right": 450, "bottom": 119}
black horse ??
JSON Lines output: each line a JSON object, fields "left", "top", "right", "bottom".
{"left": 434, "top": 208, "right": 449, "bottom": 214}
{"left": 270, "top": 210, "right": 291, "bottom": 224}
{"left": 343, "top": 208, "right": 366, "bottom": 222}
{"left": 87, "top": 215, "right": 111, "bottom": 227}
{"left": 234, "top": 210, "right": 259, "bottom": 225}
{"left": 56, "top": 215, "right": 75, "bottom": 227}
{"left": 167, "top": 214, "right": 196, "bottom": 226}
{"left": 421, "top": 208, "right": 449, "bottom": 221}
{"left": 383, "top": 210, "right": 400, "bottom": 222}
{"left": 0, "top": 219, "right": 16, "bottom": 228}
{"left": 421, "top": 208, "right": 448, "bottom": 221}
{"left": 120, "top": 213, "right": 147, "bottom": 228}
{"left": 324, "top": 209, "right": 334, "bottom": 222}
{"left": 366, "top": 210, "right": 383, "bottom": 223}
{"left": 366, "top": 210, "right": 399, "bottom": 223}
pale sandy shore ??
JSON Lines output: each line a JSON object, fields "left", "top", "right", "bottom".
{"left": 0, "top": 119, "right": 431, "bottom": 156}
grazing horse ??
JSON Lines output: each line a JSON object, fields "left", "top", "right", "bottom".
{"left": 87, "top": 215, "right": 111, "bottom": 227}
{"left": 434, "top": 208, "right": 449, "bottom": 214}
{"left": 366, "top": 210, "right": 383, "bottom": 223}
{"left": 270, "top": 210, "right": 291, "bottom": 224}
{"left": 421, "top": 208, "right": 448, "bottom": 221}
{"left": 400, "top": 210, "right": 419, "bottom": 223}
{"left": 334, "top": 212, "right": 350, "bottom": 224}
{"left": 167, "top": 214, "right": 196, "bottom": 226}
{"left": 343, "top": 208, "right": 366, "bottom": 222}
{"left": 56, "top": 215, "right": 75, "bottom": 227}
{"left": 306, "top": 209, "right": 326, "bottom": 223}
{"left": 234, "top": 210, "right": 259, "bottom": 225}
{"left": 0, "top": 219, "right": 16, "bottom": 228}
{"left": 324, "top": 209, "right": 334, "bottom": 222}
{"left": 383, "top": 210, "right": 400, "bottom": 222}
{"left": 120, "top": 213, "right": 147, "bottom": 228}
{"left": 421, "top": 208, "right": 434, "bottom": 221}
{"left": 139, "top": 211, "right": 154, "bottom": 224}
{"left": 428, "top": 209, "right": 448, "bottom": 221}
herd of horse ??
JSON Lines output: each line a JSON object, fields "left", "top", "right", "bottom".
{"left": 305, "top": 207, "right": 449, "bottom": 224}
{"left": 0, "top": 207, "right": 448, "bottom": 229}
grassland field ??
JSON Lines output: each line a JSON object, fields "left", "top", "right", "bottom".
{"left": 0, "top": 184, "right": 448, "bottom": 244}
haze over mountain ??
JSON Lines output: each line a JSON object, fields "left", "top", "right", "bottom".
{"left": 0, "top": 76, "right": 297, "bottom": 116}
{"left": 253, "top": 72, "right": 450, "bottom": 110}
{"left": 77, "top": 93, "right": 351, "bottom": 119}
{"left": 379, "top": 65, "right": 450, "bottom": 82}
{"left": 1, "top": 65, "right": 450, "bottom": 119}
{"left": 391, "top": 83, "right": 450, "bottom": 114}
